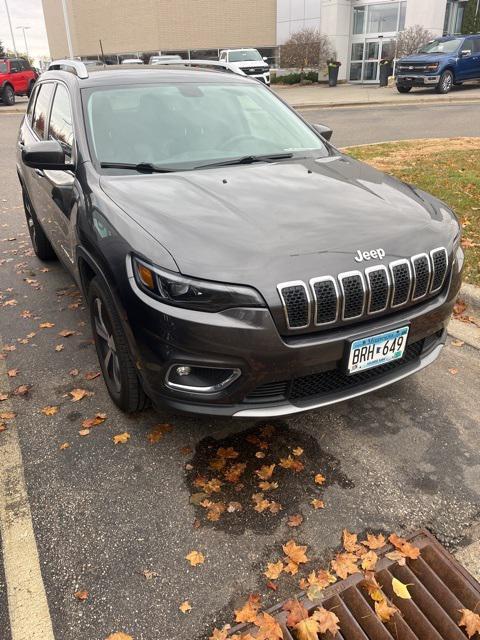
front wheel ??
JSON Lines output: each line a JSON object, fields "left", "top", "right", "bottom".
{"left": 436, "top": 70, "right": 453, "bottom": 94}
{"left": 396, "top": 85, "right": 412, "bottom": 93}
{"left": 1, "top": 85, "right": 15, "bottom": 106}
{"left": 88, "top": 277, "right": 149, "bottom": 413}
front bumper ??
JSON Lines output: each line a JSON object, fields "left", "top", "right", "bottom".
{"left": 397, "top": 74, "right": 440, "bottom": 87}
{"left": 124, "top": 251, "right": 462, "bottom": 417}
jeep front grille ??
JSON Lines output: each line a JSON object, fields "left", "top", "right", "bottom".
{"left": 276, "top": 247, "right": 448, "bottom": 331}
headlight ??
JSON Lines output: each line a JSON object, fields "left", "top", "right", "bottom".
{"left": 425, "top": 63, "right": 439, "bottom": 72}
{"left": 132, "top": 256, "right": 265, "bottom": 312}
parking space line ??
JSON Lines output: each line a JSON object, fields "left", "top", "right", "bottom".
{"left": 0, "top": 347, "right": 55, "bottom": 640}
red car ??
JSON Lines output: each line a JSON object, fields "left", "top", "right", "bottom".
{"left": 0, "top": 57, "right": 37, "bottom": 106}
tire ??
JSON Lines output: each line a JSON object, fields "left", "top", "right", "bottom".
{"left": 396, "top": 85, "right": 412, "bottom": 93}
{"left": 27, "top": 80, "right": 35, "bottom": 97}
{"left": 22, "top": 189, "right": 57, "bottom": 260}
{"left": 1, "top": 85, "right": 15, "bottom": 106}
{"left": 436, "top": 70, "right": 453, "bottom": 94}
{"left": 88, "top": 276, "right": 149, "bottom": 413}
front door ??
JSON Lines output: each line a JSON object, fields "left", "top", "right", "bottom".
{"left": 349, "top": 38, "right": 394, "bottom": 83}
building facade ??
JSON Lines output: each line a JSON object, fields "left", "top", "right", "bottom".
{"left": 42, "top": 0, "right": 476, "bottom": 82}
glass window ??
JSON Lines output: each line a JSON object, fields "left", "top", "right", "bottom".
{"left": 26, "top": 85, "right": 39, "bottom": 124}
{"left": 472, "top": 37, "right": 480, "bottom": 53}
{"left": 398, "top": 1, "right": 407, "bottom": 30}
{"left": 48, "top": 84, "right": 74, "bottom": 160}
{"left": 444, "top": 1, "right": 453, "bottom": 34}
{"left": 0, "top": 62, "right": 7, "bottom": 73}
{"left": 419, "top": 37, "right": 464, "bottom": 54}
{"left": 85, "top": 83, "right": 329, "bottom": 171}
{"left": 351, "top": 43, "right": 364, "bottom": 61}
{"left": 454, "top": 4, "right": 465, "bottom": 33}
{"left": 32, "top": 83, "right": 54, "bottom": 139}
{"left": 367, "top": 3, "right": 399, "bottom": 33}
{"left": 353, "top": 7, "right": 366, "bottom": 34}
{"left": 227, "top": 49, "right": 263, "bottom": 62}
{"left": 10, "top": 60, "right": 21, "bottom": 72}
{"left": 349, "top": 62, "right": 363, "bottom": 81}
{"left": 19, "top": 59, "right": 30, "bottom": 70}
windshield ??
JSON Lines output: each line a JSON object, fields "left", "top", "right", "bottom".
{"left": 0, "top": 62, "right": 7, "bottom": 73}
{"left": 418, "top": 38, "right": 463, "bottom": 54}
{"left": 84, "top": 82, "right": 328, "bottom": 171}
{"left": 228, "top": 50, "right": 263, "bottom": 62}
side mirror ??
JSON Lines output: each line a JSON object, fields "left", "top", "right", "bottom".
{"left": 263, "top": 56, "right": 268, "bottom": 62}
{"left": 460, "top": 49, "right": 471, "bottom": 57}
{"left": 312, "top": 123, "right": 333, "bottom": 141}
{"left": 22, "top": 140, "right": 74, "bottom": 171}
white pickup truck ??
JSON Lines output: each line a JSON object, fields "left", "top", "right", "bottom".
{"left": 219, "top": 48, "right": 270, "bottom": 85}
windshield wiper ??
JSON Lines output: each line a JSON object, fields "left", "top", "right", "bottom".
{"left": 100, "top": 162, "right": 175, "bottom": 173}
{"left": 195, "top": 152, "right": 294, "bottom": 169}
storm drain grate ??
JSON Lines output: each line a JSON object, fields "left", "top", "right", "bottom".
{"left": 229, "top": 530, "right": 480, "bottom": 639}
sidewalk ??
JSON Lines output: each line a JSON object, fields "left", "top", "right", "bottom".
{"left": 273, "top": 81, "right": 480, "bottom": 109}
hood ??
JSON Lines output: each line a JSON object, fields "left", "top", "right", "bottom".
{"left": 100, "top": 156, "right": 456, "bottom": 292}
{"left": 232, "top": 60, "right": 269, "bottom": 70}
{"left": 398, "top": 53, "right": 453, "bottom": 64}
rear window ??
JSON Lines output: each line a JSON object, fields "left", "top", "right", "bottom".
{"left": 32, "top": 83, "right": 54, "bottom": 139}
{"left": 0, "top": 62, "right": 7, "bottom": 73}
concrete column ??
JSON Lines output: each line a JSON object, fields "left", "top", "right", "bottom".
{"left": 320, "top": 0, "right": 352, "bottom": 80}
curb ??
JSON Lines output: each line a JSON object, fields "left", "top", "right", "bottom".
{"left": 290, "top": 96, "right": 480, "bottom": 110}
{"left": 459, "top": 282, "right": 480, "bottom": 316}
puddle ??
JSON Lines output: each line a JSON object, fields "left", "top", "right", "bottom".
{"left": 185, "top": 421, "right": 354, "bottom": 535}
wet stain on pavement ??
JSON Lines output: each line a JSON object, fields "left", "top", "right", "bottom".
{"left": 185, "top": 421, "right": 354, "bottom": 535}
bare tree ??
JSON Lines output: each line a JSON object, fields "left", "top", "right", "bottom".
{"left": 395, "top": 25, "right": 435, "bottom": 58}
{"left": 280, "top": 28, "right": 334, "bottom": 77}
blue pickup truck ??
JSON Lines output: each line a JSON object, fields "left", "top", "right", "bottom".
{"left": 396, "top": 34, "right": 480, "bottom": 94}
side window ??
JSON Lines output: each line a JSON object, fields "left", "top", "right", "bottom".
{"left": 220, "top": 52, "right": 226, "bottom": 61}
{"left": 20, "top": 59, "right": 31, "bottom": 71}
{"left": 462, "top": 39, "right": 473, "bottom": 55}
{"left": 473, "top": 38, "right": 480, "bottom": 54}
{"left": 48, "top": 84, "right": 74, "bottom": 161}
{"left": 10, "top": 60, "right": 21, "bottom": 73}
{"left": 26, "top": 85, "right": 39, "bottom": 124}
{"left": 32, "top": 83, "right": 54, "bottom": 139}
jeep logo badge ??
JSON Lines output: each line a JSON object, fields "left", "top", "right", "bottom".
{"left": 354, "top": 248, "right": 386, "bottom": 262}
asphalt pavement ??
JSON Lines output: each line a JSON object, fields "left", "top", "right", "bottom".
{"left": 0, "top": 110, "right": 479, "bottom": 640}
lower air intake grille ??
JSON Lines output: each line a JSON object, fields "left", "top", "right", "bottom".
{"left": 278, "top": 283, "right": 309, "bottom": 328}
{"left": 391, "top": 261, "right": 411, "bottom": 307}
{"left": 340, "top": 273, "right": 365, "bottom": 319}
{"left": 229, "top": 529, "right": 480, "bottom": 640}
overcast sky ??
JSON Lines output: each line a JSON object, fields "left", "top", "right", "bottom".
{"left": 0, "top": 0, "right": 50, "bottom": 59}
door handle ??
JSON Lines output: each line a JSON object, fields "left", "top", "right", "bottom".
{"left": 34, "top": 169, "right": 45, "bottom": 177}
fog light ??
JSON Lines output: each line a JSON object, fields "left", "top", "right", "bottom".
{"left": 166, "top": 365, "right": 241, "bottom": 393}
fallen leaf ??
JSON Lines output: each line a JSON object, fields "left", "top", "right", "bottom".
{"left": 113, "top": 432, "right": 130, "bottom": 444}
{"left": 279, "top": 455, "right": 304, "bottom": 472}
{"left": 85, "top": 371, "right": 101, "bottom": 380}
{"left": 362, "top": 533, "right": 386, "bottom": 550}
{"left": 39, "top": 322, "right": 55, "bottom": 328}
{"left": 217, "top": 446, "right": 239, "bottom": 459}
{"left": 179, "top": 601, "right": 192, "bottom": 614}
{"left": 458, "top": 608, "right": 480, "bottom": 639}
{"left": 284, "top": 560, "right": 299, "bottom": 575}
{"left": 255, "top": 451, "right": 266, "bottom": 459}
{"left": 105, "top": 634, "right": 133, "bottom": 640}
{"left": 451, "top": 339, "right": 464, "bottom": 347}
{"left": 185, "top": 550, "right": 205, "bottom": 566}
{"left": 7, "top": 368, "right": 18, "bottom": 377}
{"left": 141, "top": 568, "right": 159, "bottom": 580}
{"left": 78, "top": 429, "right": 91, "bottom": 436}
{"left": 69, "top": 368, "right": 79, "bottom": 377}
{"left": 194, "top": 476, "right": 223, "bottom": 494}
{"left": 226, "top": 501, "right": 242, "bottom": 513}
{"left": 311, "top": 607, "right": 340, "bottom": 635}
{"left": 59, "top": 442, "right": 70, "bottom": 450}
{"left": 209, "top": 627, "right": 230, "bottom": 640}
{"left": 0, "top": 411, "right": 15, "bottom": 420}
{"left": 147, "top": 423, "right": 173, "bottom": 443}
{"left": 388, "top": 533, "right": 421, "bottom": 560}
{"left": 375, "top": 598, "right": 398, "bottom": 623}
{"left": 201, "top": 499, "right": 226, "bottom": 521}
{"left": 264, "top": 561, "right": 284, "bottom": 580}
{"left": 392, "top": 577, "right": 412, "bottom": 599}
{"left": 343, "top": 529, "right": 359, "bottom": 552}
{"left": 331, "top": 552, "right": 360, "bottom": 579}
{"left": 288, "top": 514, "right": 303, "bottom": 528}
{"left": 41, "top": 405, "right": 59, "bottom": 416}
{"left": 293, "top": 618, "right": 320, "bottom": 640}
{"left": 254, "top": 611, "right": 283, "bottom": 640}
{"left": 258, "top": 481, "right": 278, "bottom": 491}
{"left": 363, "top": 573, "right": 385, "bottom": 602}
{"left": 385, "top": 550, "right": 407, "bottom": 565}
{"left": 14, "top": 384, "right": 30, "bottom": 396}
{"left": 283, "top": 540, "right": 309, "bottom": 565}
{"left": 55, "top": 344, "right": 64, "bottom": 352}
{"left": 180, "top": 446, "right": 192, "bottom": 455}
{"left": 255, "top": 464, "right": 276, "bottom": 480}
{"left": 234, "top": 594, "right": 261, "bottom": 623}
{"left": 292, "top": 447, "right": 303, "bottom": 456}
{"left": 449, "top": 368, "right": 459, "bottom": 375}
{"left": 311, "top": 498, "right": 324, "bottom": 510}
{"left": 453, "top": 300, "right": 467, "bottom": 316}
{"left": 361, "top": 550, "right": 378, "bottom": 571}
{"left": 314, "top": 473, "right": 326, "bottom": 485}
{"left": 59, "top": 329, "right": 75, "bottom": 337}
{"left": 74, "top": 590, "right": 88, "bottom": 601}
{"left": 301, "top": 569, "right": 337, "bottom": 601}
{"left": 283, "top": 599, "right": 309, "bottom": 627}
{"left": 0, "top": 422, "right": 6, "bottom": 432}
{"left": 266, "top": 581, "right": 278, "bottom": 591}
{"left": 224, "top": 462, "right": 246, "bottom": 483}
{"left": 0, "top": 393, "right": 8, "bottom": 401}
{"left": 69, "top": 388, "right": 93, "bottom": 401}
{"left": 82, "top": 413, "right": 107, "bottom": 429}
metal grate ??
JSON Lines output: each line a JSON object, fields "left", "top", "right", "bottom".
{"left": 339, "top": 272, "right": 365, "bottom": 320}
{"left": 366, "top": 266, "right": 390, "bottom": 314}
{"left": 277, "top": 282, "right": 310, "bottom": 329}
{"left": 230, "top": 530, "right": 480, "bottom": 640}
{"left": 390, "top": 260, "right": 412, "bottom": 308}
{"left": 311, "top": 277, "right": 338, "bottom": 325}
{"left": 412, "top": 254, "right": 431, "bottom": 301}
{"left": 430, "top": 248, "right": 448, "bottom": 293}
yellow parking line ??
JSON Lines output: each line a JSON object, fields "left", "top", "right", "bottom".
{"left": 0, "top": 347, "right": 55, "bottom": 640}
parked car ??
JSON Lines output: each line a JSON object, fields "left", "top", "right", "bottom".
{"left": 121, "top": 58, "right": 144, "bottom": 65}
{"left": 149, "top": 55, "right": 183, "bottom": 64}
{"left": 219, "top": 48, "right": 270, "bottom": 84}
{"left": 16, "top": 60, "right": 462, "bottom": 416}
{"left": 396, "top": 34, "right": 480, "bottom": 94}
{"left": 0, "top": 57, "right": 37, "bottom": 106}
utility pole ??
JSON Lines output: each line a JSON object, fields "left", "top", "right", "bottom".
{"left": 60, "top": 0, "right": 74, "bottom": 58}
{"left": 3, "top": 0, "right": 18, "bottom": 55}
{"left": 16, "top": 26, "right": 30, "bottom": 59}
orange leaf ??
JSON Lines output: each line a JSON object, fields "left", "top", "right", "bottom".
{"left": 59, "top": 442, "right": 70, "bottom": 450}
{"left": 0, "top": 411, "right": 16, "bottom": 420}
{"left": 69, "top": 388, "right": 93, "bottom": 402}
{"left": 288, "top": 514, "right": 303, "bottom": 528}
{"left": 362, "top": 533, "right": 386, "bottom": 550}
{"left": 311, "top": 498, "right": 324, "bottom": 510}
{"left": 283, "top": 540, "right": 309, "bottom": 565}
{"left": 147, "top": 423, "right": 173, "bottom": 443}
{"left": 234, "top": 594, "right": 261, "bottom": 623}
{"left": 458, "top": 608, "right": 480, "bottom": 639}
{"left": 179, "top": 601, "right": 192, "bottom": 614}
{"left": 361, "top": 550, "right": 378, "bottom": 571}
{"left": 217, "top": 446, "right": 239, "bottom": 459}
{"left": 314, "top": 473, "right": 326, "bottom": 485}
{"left": 292, "top": 447, "right": 303, "bottom": 456}
{"left": 331, "top": 552, "right": 360, "bottom": 580}
{"left": 113, "top": 432, "right": 130, "bottom": 444}
{"left": 342, "top": 529, "right": 359, "bottom": 552}
{"left": 388, "top": 533, "right": 421, "bottom": 560}
{"left": 82, "top": 413, "right": 107, "bottom": 429}
{"left": 293, "top": 617, "right": 320, "bottom": 640}
{"left": 39, "top": 322, "right": 55, "bottom": 328}
{"left": 375, "top": 598, "right": 398, "bottom": 622}
{"left": 279, "top": 455, "right": 304, "bottom": 472}
{"left": 185, "top": 550, "right": 205, "bottom": 566}
{"left": 41, "top": 405, "right": 59, "bottom": 416}
{"left": 311, "top": 607, "right": 340, "bottom": 635}
{"left": 255, "top": 464, "right": 276, "bottom": 480}
{"left": 59, "top": 329, "right": 75, "bottom": 337}
{"left": 283, "top": 599, "right": 309, "bottom": 627}
{"left": 264, "top": 561, "right": 284, "bottom": 580}
{"left": 85, "top": 371, "right": 101, "bottom": 380}
{"left": 258, "top": 481, "right": 278, "bottom": 491}
{"left": 7, "top": 368, "right": 18, "bottom": 377}
{"left": 74, "top": 590, "right": 88, "bottom": 601}
{"left": 254, "top": 611, "right": 283, "bottom": 640}
{"left": 105, "top": 634, "right": 133, "bottom": 640}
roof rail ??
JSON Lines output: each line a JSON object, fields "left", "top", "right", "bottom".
{"left": 151, "top": 59, "right": 234, "bottom": 72}
{"left": 48, "top": 59, "right": 89, "bottom": 79}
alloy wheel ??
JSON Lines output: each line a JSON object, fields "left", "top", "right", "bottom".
{"left": 93, "top": 297, "right": 121, "bottom": 393}
{"left": 443, "top": 73, "right": 452, "bottom": 92}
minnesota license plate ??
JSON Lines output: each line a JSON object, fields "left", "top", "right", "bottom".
{"left": 347, "top": 326, "right": 409, "bottom": 374}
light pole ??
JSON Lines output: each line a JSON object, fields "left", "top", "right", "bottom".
{"left": 16, "top": 26, "right": 30, "bottom": 60}
{"left": 3, "top": 0, "right": 18, "bottom": 55}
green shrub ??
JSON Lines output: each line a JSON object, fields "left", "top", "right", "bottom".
{"left": 271, "top": 70, "right": 319, "bottom": 85}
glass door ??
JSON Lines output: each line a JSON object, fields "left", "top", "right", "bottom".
{"left": 349, "top": 37, "right": 394, "bottom": 83}
{"left": 364, "top": 39, "right": 381, "bottom": 82}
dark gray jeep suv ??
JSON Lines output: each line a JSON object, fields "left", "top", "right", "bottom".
{"left": 16, "top": 60, "right": 463, "bottom": 417}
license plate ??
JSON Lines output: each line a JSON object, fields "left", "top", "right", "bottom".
{"left": 347, "top": 326, "right": 409, "bottom": 374}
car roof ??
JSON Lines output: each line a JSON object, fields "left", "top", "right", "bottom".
{"left": 41, "top": 65, "right": 256, "bottom": 88}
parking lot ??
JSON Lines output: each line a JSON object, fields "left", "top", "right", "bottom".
{"left": 0, "top": 109, "right": 479, "bottom": 640}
